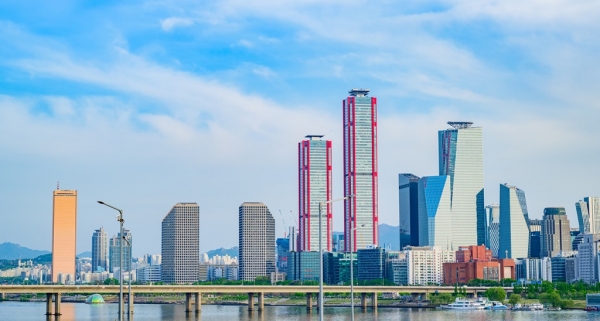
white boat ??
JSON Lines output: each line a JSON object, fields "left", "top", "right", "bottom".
{"left": 522, "top": 303, "right": 544, "bottom": 311}
{"left": 439, "top": 298, "right": 487, "bottom": 310}
{"left": 489, "top": 301, "right": 509, "bottom": 310}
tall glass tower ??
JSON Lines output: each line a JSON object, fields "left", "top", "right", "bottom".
{"left": 109, "top": 229, "right": 132, "bottom": 273}
{"left": 498, "top": 184, "right": 530, "bottom": 259}
{"left": 576, "top": 197, "right": 600, "bottom": 234}
{"left": 343, "top": 88, "right": 378, "bottom": 252}
{"left": 298, "top": 135, "right": 332, "bottom": 252}
{"left": 91, "top": 227, "right": 108, "bottom": 272}
{"left": 438, "top": 121, "right": 484, "bottom": 247}
{"left": 417, "top": 175, "right": 452, "bottom": 248}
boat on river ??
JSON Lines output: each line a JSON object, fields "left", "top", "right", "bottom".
{"left": 439, "top": 298, "right": 487, "bottom": 310}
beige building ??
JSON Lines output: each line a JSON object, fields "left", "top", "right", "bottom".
{"left": 541, "top": 207, "right": 572, "bottom": 258}
{"left": 52, "top": 189, "right": 77, "bottom": 283}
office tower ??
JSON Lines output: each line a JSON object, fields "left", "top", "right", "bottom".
{"left": 288, "top": 226, "right": 297, "bottom": 252}
{"left": 577, "top": 234, "right": 600, "bottom": 283}
{"left": 528, "top": 219, "right": 542, "bottom": 258}
{"left": 239, "top": 202, "right": 276, "bottom": 281}
{"left": 540, "top": 207, "right": 572, "bottom": 257}
{"left": 486, "top": 204, "right": 500, "bottom": 257}
{"left": 109, "top": 229, "right": 132, "bottom": 273}
{"left": 438, "top": 121, "right": 484, "bottom": 246}
{"left": 498, "top": 184, "right": 530, "bottom": 259}
{"left": 298, "top": 135, "right": 332, "bottom": 251}
{"left": 332, "top": 232, "right": 345, "bottom": 252}
{"left": 276, "top": 237, "right": 290, "bottom": 273}
{"left": 161, "top": 203, "right": 199, "bottom": 284}
{"left": 51, "top": 188, "right": 77, "bottom": 283}
{"left": 343, "top": 88, "right": 378, "bottom": 252}
{"left": 399, "top": 173, "right": 420, "bottom": 249}
{"left": 91, "top": 227, "right": 108, "bottom": 272}
{"left": 403, "top": 246, "right": 455, "bottom": 285}
{"left": 576, "top": 197, "right": 600, "bottom": 234}
{"left": 418, "top": 175, "right": 452, "bottom": 249}
{"left": 357, "top": 247, "right": 386, "bottom": 283}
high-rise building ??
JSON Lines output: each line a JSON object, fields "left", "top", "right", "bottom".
{"left": 109, "top": 229, "right": 132, "bottom": 273}
{"left": 576, "top": 197, "right": 600, "bottom": 234}
{"left": 298, "top": 135, "right": 332, "bottom": 252}
{"left": 238, "top": 202, "right": 276, "bottom": 281}
{"left": 357, "top": 247, "right": 387, "bottom": 283}
{"left": 403, "top": 246, "right": 455, "bottom": 285}
{"left": 485, "top": 204, "right": 500, "bottom": 257}
{"left": 438, "top": 121, "right": 484, "bottom": 246}
{"left": 91, "top": 227, "right": 108, "bottom": 272}
{"left": 276, "top": 237, "right": 290, "bottom": 273}
{"left": 51, "top": 188, "right": 77, "bottom": 283}
{"left": 577, "top": 234, "right": 600, "bottom": 283}
{"left": 343, "top": 88, "right": 378, "bottom": 252}
{"left": 399, "top": 173, "right": 420, "bottom": 249}
{"left": 529, "top": 219, "right": 542, "bottom": 258}
{"left": 161, "top": 203, "right": 199, "bottom": 284}
{"left": 498, "top": 184, "right": 530, "bottom": 259}
{"left": 541, "top": 207, "right": 572, "bottom": 257}
{"left": 418, "top": 175, "right": 452, "bottom": 249}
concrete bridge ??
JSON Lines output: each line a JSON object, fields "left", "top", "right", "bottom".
{"left": 0, "top": 285, "right": 511, "bottom": 315}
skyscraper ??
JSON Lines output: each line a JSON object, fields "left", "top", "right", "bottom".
{"left": 91, "top": 227, "right": 108, "bottom": 272}
{"left": 541, "top": 207, "right": 572, "bottom": 257}
{"left": 298, "top": 135, "right": 332, "bottom": 251}
{"left": 161, "top": 203, "right": 199, "bottom": 284}
{"left": 343, "top": 88, "right": 378, "bottom": 252}
{"left": 418, "top": 175, "right": 452, "bottom": 249}
{"left": 109, "top": 229, "right": 132, "bottom": 273}
{"left": 438, "top": 121, "right": 484, "bottom": 246}
{"left": 498, "top": 184, "right": 530, "bottom": 259}
{"left": 52, "top": 188, "right": 77, "bottom": 283}
{"left": 399, "top": 173, "right": 420, "bottom": 249}
{"left": 576, "top": 197, "right": 600, "bottom": 234}
{"left": 239, "top": 202, "right": 275, "bottom": 281}
{"left": 485, "top": 204, "right": 500, "bottom": 257}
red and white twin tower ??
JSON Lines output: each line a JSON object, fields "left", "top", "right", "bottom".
{"left": 298, "top": 88, "right": 378, "bottom": 253}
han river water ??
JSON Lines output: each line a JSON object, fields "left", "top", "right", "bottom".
{"left": 2, "top": 302, "right": 600, "bottom": 321}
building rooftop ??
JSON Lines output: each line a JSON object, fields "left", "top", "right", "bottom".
{"left": 348, "top": 88, "right": 370, "bottom": 97}
{"left": 447, "top": 121, "right": 474, "bottom": 129}
{"left": 305, "top": 135, "right": 324, "bottom": 140}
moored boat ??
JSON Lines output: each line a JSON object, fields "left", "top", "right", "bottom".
{"left": 439, "top": 298, "right": 486, "bottom": 310}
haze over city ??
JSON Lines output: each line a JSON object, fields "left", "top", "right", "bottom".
{"left": 1, "top": 1, "right": 599, "bottom": 257}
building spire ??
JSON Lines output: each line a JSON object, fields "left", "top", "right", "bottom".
{"left": 57, "top": 181, "right": 60, "bottom": 190}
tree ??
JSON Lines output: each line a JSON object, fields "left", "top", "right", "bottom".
{"left": 508, "top": 294, "right": 521, "bottom": 305}
{"left": 429, "top": 293, "right": 454, "bottom": 305}
{"left": 103, "top": 278, "right": 119, "bottom": 285}
{"left": 513, "top": 285, "right": 523, "bottom": 295}
{"left": 484, "top": 287, "right": 506, "bottom": 302}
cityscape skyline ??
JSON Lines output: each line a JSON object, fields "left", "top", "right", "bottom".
{"left": 2, "top": 1, "right": 600, "bottom": 257}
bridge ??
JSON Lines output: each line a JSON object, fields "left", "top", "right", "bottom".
{"left": 0, "top": 285, "right": 512, "bottom": 316}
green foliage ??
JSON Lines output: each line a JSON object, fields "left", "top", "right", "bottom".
{"left": 513, "top": 285, "right": 523, "bottom": 295}
{"left": 254, "top": 276, "right": 271, "bottom": 285}
{"left": 467, "top": 279, "right": 501, "bottom": 287}
{"left": 103, "top": 278, "right": 119, "bottom": 285}
{"left": 484, "top": 287, "right": 506, "bottom": 302}
{"left": 501, "top": 278, "right": 516, "bottom": 287}
{"left": 429, "top": 293, "right": 454, "bottom": 305}
{"left": 508, "top": 294, "right": 521, "bottom": 305}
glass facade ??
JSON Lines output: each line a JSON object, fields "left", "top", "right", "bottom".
{"left": 357, "top": 247, "right": 386, "bottom": 282}
{"left": 498, "top": 184, "right": 530, "bottom": 259}
{"left": 343, "top": 89, "right": 378, "bottom": 251}
{"left": 299, "top": 136, "right": 332, "bottom": 251}
{"left": 286, "top": 251, "right": 321, "bottom": 283}
{"left": 438, "top": 124, "right": 484, "bottom": 247}
{"left": 541, "top": 207, "right": 572, "bottom": 257}
{"left": 576, "top": 197, "right": 600, "bottom": 234}
{"left": 109, "top": 229, "right": 132, "bottom": 273}
{"left": 418, "top": 175, "right": 452, "bottom": 249}
{"left": 399, "top": 173, "right": 420, "bottom": 249}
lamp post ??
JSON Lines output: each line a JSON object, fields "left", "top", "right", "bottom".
{"left": 122, "top": 235, "right": 132, "bottom": 316}
{"left": 318, "top": 195, "right": 353, "bottom": 321}
{"left": 349, "top": 223, "right": 364, "bottom": 321}
{"left": 98, "top": 201, "right": 124, "bottom": 321}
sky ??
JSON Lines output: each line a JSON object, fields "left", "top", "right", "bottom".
{"left": 1, "top": 1, "right": 599, "bottom": 257}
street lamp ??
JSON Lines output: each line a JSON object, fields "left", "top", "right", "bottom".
{"left": 349, "top": 223, "right": 364, "bottom": 321}
{"left": 318, "top": 195, "right": 353, "bottom": 321}
{"left": 98, "top": 201, "right": 125, "bottom": 321}
{"left": 122, "top": 235, "right": 132, "bottom": 316}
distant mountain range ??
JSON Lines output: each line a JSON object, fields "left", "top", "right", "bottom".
{"left": 206, "top": 246, "right": 239, "bottom": 258}
{"left": 378, "top": 223, "right": 400, "bottom": 251}
{"left": 0, "top": 242, "right": 50, "bottom": 260}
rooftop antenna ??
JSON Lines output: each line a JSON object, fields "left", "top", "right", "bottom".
{"left": 57, "top": 181, "right": 60, "bottom": 190}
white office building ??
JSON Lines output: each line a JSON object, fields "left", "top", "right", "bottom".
{"left": 576, "top": 197, "right": 600, "bottom": 234}
{"left": 239, "top": 202, "right": 276, "bottom": 281}
{"left": 577, "top": 234, "right": 600, "bottom": 283}
{"left": 161, "top": 203, "right": 200, "bottom": 284}
{"left": 404, "top": 246, "right": 455, "bottom": 285}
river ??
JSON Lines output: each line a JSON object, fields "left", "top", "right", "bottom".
{"left": 1, "top": 302, "right": 599, "bottom": 320}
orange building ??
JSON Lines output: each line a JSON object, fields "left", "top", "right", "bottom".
{"left": 52, "top": 189, "right": 77, "bottom": 283}
{"left": 443, "top": 245, "right": 515, "bottom": 285}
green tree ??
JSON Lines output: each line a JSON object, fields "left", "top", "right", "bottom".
{"left": 508, "top": 294, "right": 521, "bottom": 305}
{"left": 429, "top": 293, "right": 454, "bottom": 305}
{"left": 484, "top": 287, "right": 506, "bottom": 302}
{"left": 513, "top": 285, "right": 523, "bottom": 295}
{"left": 103, "top": 278, "right": 119, "bottom": 285}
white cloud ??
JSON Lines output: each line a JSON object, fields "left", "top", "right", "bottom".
{"left": 160, "top": 17, "right": 194, "bottom": 31}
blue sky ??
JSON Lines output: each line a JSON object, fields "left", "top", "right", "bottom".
{"left": 1, "top": 0, "right": 599, "bottom": 256}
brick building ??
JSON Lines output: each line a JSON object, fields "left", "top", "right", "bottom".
{"left": 443, "top": 245, "right": 515, "bottom": 285}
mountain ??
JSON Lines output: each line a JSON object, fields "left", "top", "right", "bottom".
{"left": 77, "top": 251, "right": 92, "bottom": 258}
{"left": 378, "top": 223, "right": 400, "bottom": 251}
{"left": 206, "top": 246, "right": 238, "bottom": 258}
{"left": 0, "top": 242, "right": 50, "bottom": 260}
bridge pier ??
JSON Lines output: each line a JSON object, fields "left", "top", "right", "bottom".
{"left": 360, "top": 293, "right": 367, "bottom": 309}
{"left": 306, "top": 293, "right": 313, "bottom": 310}
{"left": 54, "top": 293, "right": 61, "bottom": 316}
{"left": 45, "top": 293, "right": 53, "bottom": 315}
{"left": 371, "top": 293, "right": 377, "bottom": 308}
{"left": 248, "top": 293, "right": 255, "bottom": 311}
{"left": 258, "top": 292, "right": 264, "bottom": 311}
{"left": 195, "top": 293, "right": 202, "bottom": 312}
{"left": 185, "top": 293, "right": 192, "bottom": 312}
{"left": 128, "top": 292, "right": 134, "bottom": 315}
